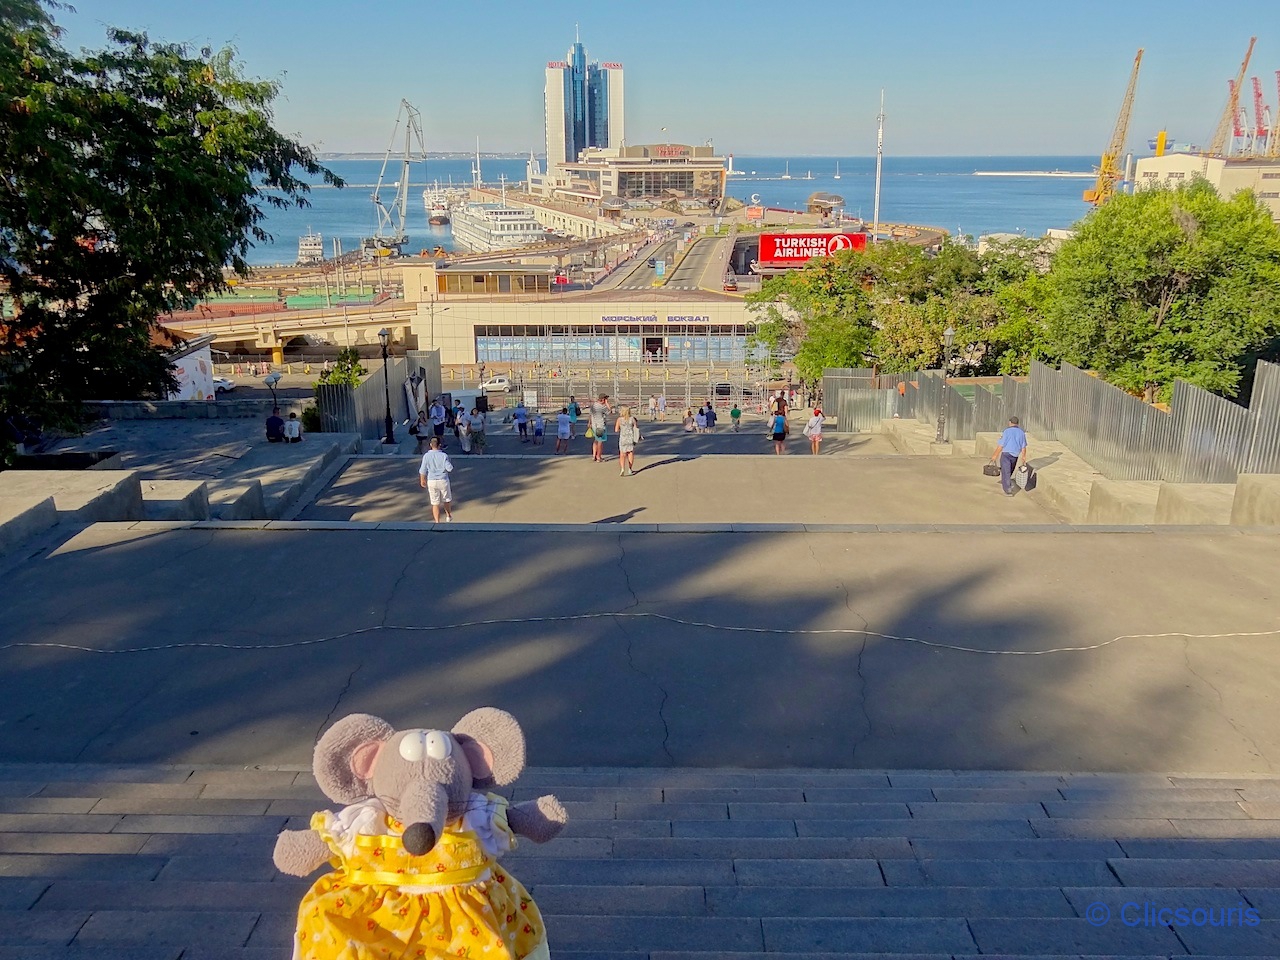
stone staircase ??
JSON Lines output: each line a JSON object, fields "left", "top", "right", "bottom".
{"left": 2, "top": 764, "right": 1279, "bottom": 958}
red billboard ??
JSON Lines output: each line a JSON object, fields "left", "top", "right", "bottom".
{"left": 758, "top": 232, "right": 867, "bottom": 263}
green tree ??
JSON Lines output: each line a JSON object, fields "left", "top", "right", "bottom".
{"left": 315, "top": 348, "right": 366, "bottom": 388}
{"left": 1044, "top": 180, "right": 1280, "bottom": 401}
{"left": 1, "top": 1, "right": 339, "bottom": 451}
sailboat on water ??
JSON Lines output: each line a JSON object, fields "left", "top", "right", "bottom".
{"left": 834, "top": 161, "right": 841, "bottom": 180}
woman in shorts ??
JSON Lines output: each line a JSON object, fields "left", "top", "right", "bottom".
{"left": 803, "top": 408, "right": 824, "bottom": 455}
{"left": 771, "top": 408, "right": 789, "bottom": 455}
{"left": 589, "top": 393, "right": 611, "bottom": 462}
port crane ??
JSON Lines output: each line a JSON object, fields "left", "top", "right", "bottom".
{"left": 365, "top": 99, "right": 427, "bottom": 257}
{"left": 1206, "top": 37, "right": 1255, "bottom": 157}
{"left": 1084, "top": 49, "right": 1143, "bottom": 206}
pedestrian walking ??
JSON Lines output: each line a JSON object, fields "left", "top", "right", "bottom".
{"left": 657, "top": 394, "right": 667, "bottom": 421}
{"left": 417, "top": 436, "right": 454, "bottom": 523}
{"left": 412, "top": 407, "right": 433, "bottom": 455}
{"left": 990, "top": 416, "right": 1029, "bottom": 496}
{"left": 513, "top": 400, "right": 529, "bottom": 442}
{"left": 468, "top": 407, "right": 487, "bottom": 455}
{"left": 429, "top": 397, "right": 447, "bottom": 446}
{"left": 803, "top": 408, "right": 824, "bottom": 454}
{"left": 555, "top": 407, "right": 571, "bottom": 454}
{"left": 704, "top": 405, "right": 717, "bottom": 432}
{"left": 647, "top": 395, "right": 657, "bottom": 421}
{"left": 730, "top": 403, "right": 741, "bottom": 432}
{"left": 695, "top": 407, "right": 707, "bottom": 433}
{"left": 682, "top": 408, "right": 696, "bottom": 432}
{"left": 567, "top": 395, "right": 581, "bottom": 438}
{"left": 770, "top": 407, "right": 789, "bottom": 454}
{"left": 458, "top": 414, "right": 473, "bottom": 454}
{"left": 590, "top": 393, "right": 612, "bottom": 462}
{"left": 615, "top": 405, "right": 641, "bottom": 476}
{"left": 532, "top": 414, "right": 545, "bottom": 445}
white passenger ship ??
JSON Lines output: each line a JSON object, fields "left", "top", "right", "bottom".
{"left": 448, "top": 203, "right": 547, "bottom": 253}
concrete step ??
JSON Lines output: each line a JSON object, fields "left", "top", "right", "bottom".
{"left": 1, "top": 764, "right": 1278, "bottom": 958}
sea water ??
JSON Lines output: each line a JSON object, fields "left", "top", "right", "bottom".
{"left": 249, "top": 155, "right": 1098, "bottom": 266}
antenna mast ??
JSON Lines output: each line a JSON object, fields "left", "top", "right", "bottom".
{"left": 872, "top": 90, "right": 884, "bottom": 243}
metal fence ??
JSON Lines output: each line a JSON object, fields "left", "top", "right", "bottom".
{"left": 315, "top": 356, "right": 409, "bottom": 439}
{"left": 839, "top": 359, "right": 1280, "bottom": 483}
{"left": 836, "top": 388, "right": 896, "bottom": 433}
{"left": 1247, "top": 361, "right": 1280, "bottom": 475}
{"left": 405, "top": 350, "right": 443, "bottom": 408}
{"left": 822, "top": 368, "right": 874, "bottom": 415}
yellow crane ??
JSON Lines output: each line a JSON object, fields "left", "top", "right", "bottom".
{"left": 1206, "top": 37, "right": 1256, "bottom": 156}
{"left": 1085, "top": 49, "right": 1144, "bottom": 206}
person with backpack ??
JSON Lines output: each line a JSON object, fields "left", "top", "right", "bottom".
{"left": 770, "top": 406, "right": 789, "bottom": 454}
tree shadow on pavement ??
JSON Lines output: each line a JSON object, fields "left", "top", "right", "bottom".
{"left": 1, "top": 524, "right": 1276, "bottom": 773}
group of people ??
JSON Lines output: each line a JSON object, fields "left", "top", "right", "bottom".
{"left": 412, "top": 398, "right": 497, "bottom": 456}
{"left": 265, "top": 408, "right": 303, "bottom": 443}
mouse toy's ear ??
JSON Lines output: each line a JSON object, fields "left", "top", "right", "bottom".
{"left": 313, "top": 714, "right": 395, "bottom": 803}
{"left": 452, "top": 708, "right": 526, "bottom": 789}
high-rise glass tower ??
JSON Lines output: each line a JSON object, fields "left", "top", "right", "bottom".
{"left": 545, "top": 34, "right": 623, "bottom": 170}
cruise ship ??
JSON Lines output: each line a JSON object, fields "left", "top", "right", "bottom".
{"left": 297, "top": 230, "right": 324, "bottom": 265}
{"left": 449, "top": 203, "right": 547, "bottom": 252}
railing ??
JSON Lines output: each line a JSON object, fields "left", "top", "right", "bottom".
{"left": 829, "top": 360, "right": 1280, "bottom": 483}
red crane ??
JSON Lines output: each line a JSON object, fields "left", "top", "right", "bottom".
{"left": 1252, "top": 77, "right": 1267, "bottom": 140}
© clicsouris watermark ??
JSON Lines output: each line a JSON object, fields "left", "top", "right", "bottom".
{"left": 1085, "top": 901, "right": 1261, "bottom": 928}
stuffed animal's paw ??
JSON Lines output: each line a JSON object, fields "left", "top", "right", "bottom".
{"left": 273, "top": 828, "right": 331, "bottom": 877}
{"left": 508, "top": 794, "right": 568, "bottom": 844}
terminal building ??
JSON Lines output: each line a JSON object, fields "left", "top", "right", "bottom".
{"left": 1134, "top": 153, "right": 1280, "bottom": 222}
{"left": 533, "top": 143, "right": 726, "bottom": 205}
{"left": 400, "top": 261, "right": 750, "bottom": 365}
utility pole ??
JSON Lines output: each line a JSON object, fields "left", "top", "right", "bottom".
{"left": 872, "top": 90, "right": 884, "bottom": 243}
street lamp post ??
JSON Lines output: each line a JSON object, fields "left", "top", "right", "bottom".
{"left": 934, "top": 325, "right": 956, "bottom": 444}
{"left": 428, "top": 299, "right": 449, "bottom": 352}
{"left": 378, "top": 328, "right": 395, "bottom": 445}
{"left": 263, "top": 371, "right": 282, "bottom": 408}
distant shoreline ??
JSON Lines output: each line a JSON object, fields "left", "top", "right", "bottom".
{"left": 973, "top": 170, "right": 1093, "bottom": 179}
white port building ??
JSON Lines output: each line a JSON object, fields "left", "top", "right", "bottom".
{"left": 1134, "top": 153, "right": 1280, "bottom": 222}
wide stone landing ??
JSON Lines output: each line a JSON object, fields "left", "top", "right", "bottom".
{"left": 1, "top": 764, "right": 1279, "bottom": 958}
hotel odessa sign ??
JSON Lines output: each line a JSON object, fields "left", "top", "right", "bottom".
{"left": 758, "top": 232, "right": 867, "bottom": 262}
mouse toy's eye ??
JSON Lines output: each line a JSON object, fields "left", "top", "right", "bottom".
{"left": 398, "top": 731, "right": 426, "bottom": 762}
{"left": 425, "top": 730, "right": 452, "bottom": 760}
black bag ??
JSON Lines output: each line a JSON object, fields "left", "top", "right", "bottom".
{"left": 409, "top": 423, "right": 420, "bottom": 436}
{"left": 982, "top": 462, "right": 1000, "bottom": 477}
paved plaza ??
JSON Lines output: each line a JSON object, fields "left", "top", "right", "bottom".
{"left": 3, "top": 436, "right": 1280, "bottom": 957}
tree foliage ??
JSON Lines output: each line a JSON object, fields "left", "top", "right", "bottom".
{"left": 749, "top": 184, "right": 1280, "bottom": 402}
{"left": 1043, "top": 180, "right": 1280, "bottom": 401}
{"left": 0, "top": 1, "right": 339, "bottom": 441}
{"left": 315, "top": 348, "right": 366, "bottom": 388}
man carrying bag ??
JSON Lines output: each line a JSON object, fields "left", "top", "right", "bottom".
{"left": 989, "top": 416, "right": 1028, "bottom": 497}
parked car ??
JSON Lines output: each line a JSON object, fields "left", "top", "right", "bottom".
{"left": 212, "top": 377, "right": 236, "bottom": 393}
{"left": 647, "top": 257, "right": 657, "bottom": 268}
{"left": 682, "top": 222, "right": 695, "bottom": 227}
{"left": 723, "top": 276, "right": 738, "bottom": 291}
{"left": 479, "top": 376, "right": 512, "bottom": 393}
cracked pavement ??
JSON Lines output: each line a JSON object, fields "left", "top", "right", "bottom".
{"left": 1, "top": 524, "right": 1279, "bottom": 772}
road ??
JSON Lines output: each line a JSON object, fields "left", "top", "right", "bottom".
{"left": 663, "top": 236, "right": 723, "bottom": 292}
{"left": 607, "top": 240, "right": 676, "bottom": 291}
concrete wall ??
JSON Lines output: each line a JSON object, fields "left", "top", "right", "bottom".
{"left": 86, "top": 399, "right": 309, "bottom": 420}
{"left": 1231, "top": 474, "right": 1280, "bottom": 526}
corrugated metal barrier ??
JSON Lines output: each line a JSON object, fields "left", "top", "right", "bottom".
{"left": 316, "top": 357, "right": 408, "bottom": 440}
{"left": 826, "top": 359, "right": 1280, "bottom": 481}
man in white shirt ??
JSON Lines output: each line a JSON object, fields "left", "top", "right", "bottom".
{"left": 429, "top": 398, "right": 447, "bottom": 446}
{"left": 417, "top": 436, "right": 454, "bottom": 522}
{"left": 283, "top": 412, "right": 303, "bottom": 443}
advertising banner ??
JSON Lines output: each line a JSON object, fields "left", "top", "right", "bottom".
{"left": 758, "top": 232, "right": 867, "bottom": 263}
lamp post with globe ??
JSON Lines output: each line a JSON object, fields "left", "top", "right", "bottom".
{"left": 378, "top": 328, "right": 395, "bottom": 446}
{"left": 934, "top": 325, "right": 956, "bottom": 444}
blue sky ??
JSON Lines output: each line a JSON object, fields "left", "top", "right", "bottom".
{"left": 58, "top": 0, "right": 1280, "bottom": 156}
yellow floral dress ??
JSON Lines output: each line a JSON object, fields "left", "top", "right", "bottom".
{"left": 293, "top": 792, "right": 549, "bottom": 960}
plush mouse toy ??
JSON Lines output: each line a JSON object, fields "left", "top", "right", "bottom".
{"left": 273, "top": 708, "right": 568, "bottom": 960}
